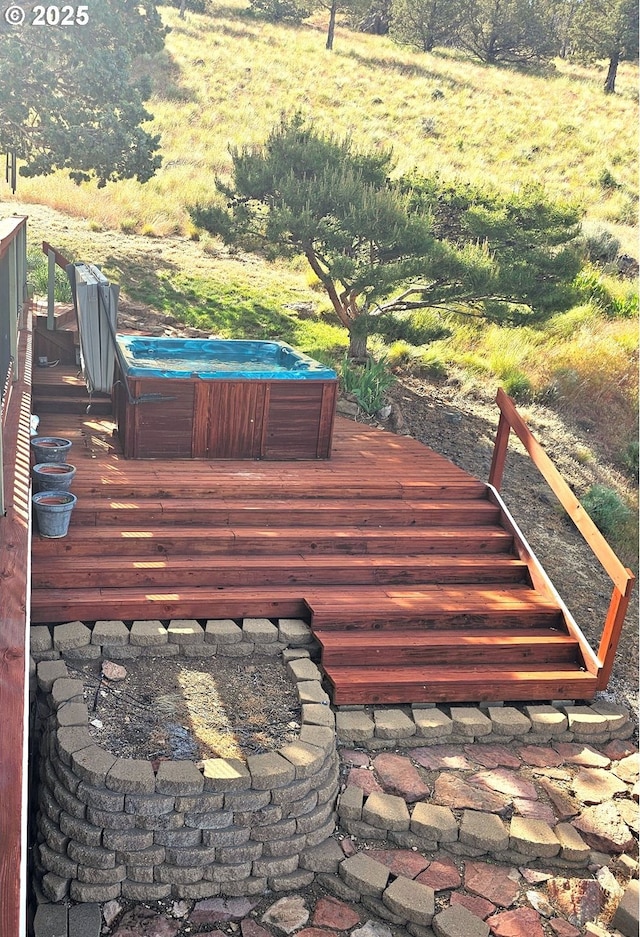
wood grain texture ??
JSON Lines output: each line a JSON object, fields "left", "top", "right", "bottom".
{"left": 325, "top": 665, "right": 597, "bottom": 705}
{"left": 113, "top": 365, "right": 337, "bottom": 460}
{"left": 33, "top": 367, "right": 606, "bottom": 703}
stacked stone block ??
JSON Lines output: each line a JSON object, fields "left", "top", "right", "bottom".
{"left": 338, "top": 786, "right": 592, "bottom": 870}
{"left": 33, "top": 618, "right": 339, "bottom": 902}
{"left": 335, "top": 701, "right": 634, "bottom": 748}
{"left": 31, "top": 616, "right": 317, "bottom": 665}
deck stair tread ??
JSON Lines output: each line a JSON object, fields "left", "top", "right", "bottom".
{"left": 31, "top": 524, "right": 515, "bottom": 557}
{"left": 69, "top": 496, "right": 501, "bottom": 527}
{"left": 29, "top": 584, "right": 310, "bottom": 622}
{"left": 322, "top": 663, "right": 597, "bottom": 705}
{"left": 315, "top": 627, "right": 580, "bottom": 666}
{"left": 306, "top": 584, "right": 563, "bottom": 630}
{"left": 32, "top": 394, "right": 112, "bottom": 415}
{"left": 32, "top": 553, "right": 530, "bottom": 589}
{"left": 32, "top": 380, "right": 109, "bottom": 399}
{"left": 72, "top": 480, "right": 489, "bottom": 500}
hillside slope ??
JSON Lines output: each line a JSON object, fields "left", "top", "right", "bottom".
{"left": 5, "top": 1, "right": 638, "bottom": 252}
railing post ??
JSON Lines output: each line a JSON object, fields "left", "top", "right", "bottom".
{"left": 9, "top": 239, "right": 18, "bottom": 382}
{"left": 597, "top": 578, "right": 635, "bottom": 689}
{"left": 47, "top": 247, "right": 56, "bottom": 330}
{"left": 488, "top": 410, "right": 510, "bottom": 491}
{"left": 17, "top": 222, "right": 27, "bottom": 312}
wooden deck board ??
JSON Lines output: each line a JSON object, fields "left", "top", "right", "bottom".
{"left": 323, "top": 664, "right": 597, "bottom": 704}
{"left": 32, "top": 367, "right": 599, "bottom": 703}
{"left": 32, "top": 553, "right": 529, "bottom": 589}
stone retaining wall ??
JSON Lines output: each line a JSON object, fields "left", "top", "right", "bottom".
{"left": 31, "top": 617, "right": 636, "bottom": 906}
{"left": 32, "top": 618, "right": 339, "bottom": 903}
{"left": 335, "top": 699, "right": 635, "bottom": 748}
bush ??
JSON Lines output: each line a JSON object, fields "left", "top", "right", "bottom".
{"left": 580, "top": 223, "right": 620, "bottom": 264}
{"left": 385, "top": 341, "right": 414, "bottom": 368}
{"left": 120, "top": 219, "right": 138, "bottom": 235}
{"left": 573, "top": 267, "right": 637, "bottom": 318}
{"left": 501, "top": 370, "right": 533, "bottom": 402}
{"left": 596, "top": 168, "right": 620, "bottom": 190}
{"left": 581, "top": 485, "right": 631, "bottom": 538}
{"left": 619, "top": 440, "right": 639, "bottom": 482}
{"left": 340, "top": 355, "right": 396, "bottom": 414}
{"left": 162, "top": 0, "right": 211, "bottom": 11}
{"left": 247, "top": 0, "right": 310, "bottom": 21}
{"left": 27, "top": 247, "right": 72, "bottom": 302}
{"left": 414, "top": 350, "right": 448, "bottom": 380}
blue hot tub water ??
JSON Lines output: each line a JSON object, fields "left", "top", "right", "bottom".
{"left": 116, "top": 336, "right": 337, "bottom": 381}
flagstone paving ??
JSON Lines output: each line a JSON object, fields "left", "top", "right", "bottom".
{"left": 34, "top": 703, "right": 639, "bottom": 937}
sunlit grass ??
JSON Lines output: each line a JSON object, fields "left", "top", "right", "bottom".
{"left": 7, "top": 1, "right": 638, "bottom": 241}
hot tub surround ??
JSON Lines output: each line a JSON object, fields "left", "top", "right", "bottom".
{"left": 113, "top": 337, "right": 338, "bottom": 460}
{"left": 32, "top": 618, "right": 339, "bottom": 903}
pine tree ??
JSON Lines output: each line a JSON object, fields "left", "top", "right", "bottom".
{"left": 570, "top": 0, "right": 639, "bottom": 93}
{"left": 0, "top": 0, "right": 166, "bottom": 187}
{"left": 391, "top": 0, "right": 465, "bottom": 53}
{"left": 191, "top": 116, "right": 583, "bottom": 356}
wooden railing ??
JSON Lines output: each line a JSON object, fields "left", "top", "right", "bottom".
{"left": 489, "top": 387, "right": 635, "bottom": 689}
{"left": 0, "top": 217, "right": 30, "bottom": 937}
{"left": 41, "top": 240, "right": 72, "bottom": 330}
{"left": 0, "top": 216, "right": 28, "bottom": 515}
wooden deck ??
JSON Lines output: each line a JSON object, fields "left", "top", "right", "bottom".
{"left": 31, "top": 363, "right": 600, "bottom": 704}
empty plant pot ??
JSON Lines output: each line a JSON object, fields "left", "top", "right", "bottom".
{"left": 32, "top": 462, "right": 76, "bottom": 492}
{"left": 30, "top": 436, "right": 72, "bottom": 464}
{"left": 32, "top": 490, "right": 77, "bottom": 539}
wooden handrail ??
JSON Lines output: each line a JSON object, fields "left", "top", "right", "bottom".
{"left": 0, "top": 216, "right": 27, "bottom": 263}
{"left": 41, "top": 240, "right": 71, "bottom": 270}
{"left": 489, "top": 387, "right": 635, "bottom": 688}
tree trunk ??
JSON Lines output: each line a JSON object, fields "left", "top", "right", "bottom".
{"left": 604, "top": 52, "right": 619, "bottom": 93}
{"left": 326, "top": 0, "right": 337, "bottom": 50}
{"left": 348, "top": 329, "right": 368, "bottom": 360}
{"left": 179, "top": 0, "right": 187, "bottom": 18}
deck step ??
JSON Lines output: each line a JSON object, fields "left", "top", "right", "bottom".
{"left": 315, "top": 627, "right": 580, "bottom": 667}
{"left": 71, "top": 477, "right": 490, "bottom": 502}
{"left": 29, "top": 585, "right": 309, "bottom": 624}
{"left": 33, "top": 394, "right": 112, "bottom": 415}
{"left": 308, "top": 584, "right": 563, "bottom": 630}
{"left": 32, "top": 376, "right": 102, "bottom": 398}
{"left": 32, "top": 553, "right": 530, "bottom": 590}
{"left": 34, "top": 304, "right": 77, "bottom": 330}
{"left": 31, "top": 525, "right": 515, "bottom": 557}
{"left": 69, "top": 497, "right": 501, "bottom": 528}
{"left": 323, "top": 663, "right": 598, "bottom": 705}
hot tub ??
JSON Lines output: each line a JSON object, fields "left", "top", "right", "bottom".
{"left": 113, "top": 337, "right": 338, "bottom": 460}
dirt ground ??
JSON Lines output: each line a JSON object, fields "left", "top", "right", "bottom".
{"left": 67, "top": 655, "right": 301, "bottom": 764}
